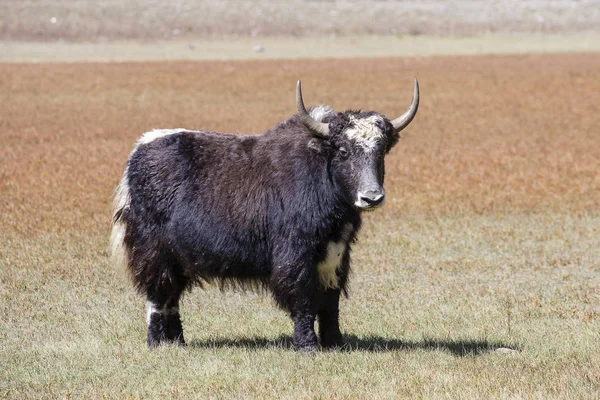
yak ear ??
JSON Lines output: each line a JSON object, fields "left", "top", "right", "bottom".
{"left": 307, "top": 138, "right": 324, "bottom": 154}
{"left": 386, "top": 129, "right": 401, "bottom": 153}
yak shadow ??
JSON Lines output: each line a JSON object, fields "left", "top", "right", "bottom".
{"left": 188, "top": 334, "right": 518, "bottom": 356}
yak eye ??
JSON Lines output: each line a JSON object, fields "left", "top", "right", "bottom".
{"left": 339, "top": 147, "right": 349, "bottom": 158}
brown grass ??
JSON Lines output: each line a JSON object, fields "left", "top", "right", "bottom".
{"left": 1, "top": 54, "right": 599, "bottom": 398}
{"left": 2, "top": 54, "right": 599, "bottom": 234}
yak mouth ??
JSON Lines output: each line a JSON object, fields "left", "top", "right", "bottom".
{"left": 355, "top": 203, "right": 384, "bottom": 211}
{"left": 354, "top": 195, "right": 385, "bottom": 211}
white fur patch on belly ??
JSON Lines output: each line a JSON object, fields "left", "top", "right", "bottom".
{"left": 317, "top": 224, "right": 353, "bottom": 289}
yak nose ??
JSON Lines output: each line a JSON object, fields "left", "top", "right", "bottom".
{"left": 358, "top": 189, "right": 385, "bottom": 208}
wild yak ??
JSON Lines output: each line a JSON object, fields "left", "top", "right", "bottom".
{"left": 110, "top": 79, "right": 419, "bottom": 352}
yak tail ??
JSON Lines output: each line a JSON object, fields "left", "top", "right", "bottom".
{"left": 110, "top": 169, "right": 132, "bottom": 273}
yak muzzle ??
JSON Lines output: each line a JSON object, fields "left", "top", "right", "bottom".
{"left": 355, "top": 188, "right": 385, "bottom": 210}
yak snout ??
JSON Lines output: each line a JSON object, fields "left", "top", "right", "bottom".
{"left": 355, "top": 187, "right": 385, "bottom": 209}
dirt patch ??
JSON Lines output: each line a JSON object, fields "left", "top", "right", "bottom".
{"left": 1, "top": 53, "right": 599, "bottom": 236}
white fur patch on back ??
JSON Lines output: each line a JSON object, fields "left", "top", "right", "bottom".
{"left": 309, "top": 105, "right": 335, "bottom": 122}
{"left": 137, "top": 128, "right": 188, "bottom": 145}
{"left": 317, "top": 223, "right": 354, "bottom": 289}
{"left": 345, "top": 115, "right": 384, "bottom": 151}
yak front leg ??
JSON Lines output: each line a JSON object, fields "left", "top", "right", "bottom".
{"left": 318, "top": 288, "right": 344, "bottom": 349}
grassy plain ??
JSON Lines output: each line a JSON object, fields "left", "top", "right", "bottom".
{"left": 1, "top": 54, "right": 599, "bottom": 398}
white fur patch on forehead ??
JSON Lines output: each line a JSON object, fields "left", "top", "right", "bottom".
{"left": 345, "top": 115, "right": 384, "bottom": 151}
{"left": 309, "top": 105, "right": 335, "bottom": 122}
{"left": 138, "top": 128, "right": 187, "bottom": 145}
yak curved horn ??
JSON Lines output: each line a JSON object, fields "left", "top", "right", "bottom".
{"left": 296, "top": 80, "right": 330, "bottom": 138}
{"left": 391, "top": 78, "right": 420, "bottom": 132}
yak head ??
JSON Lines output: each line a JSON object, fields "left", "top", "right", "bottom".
{"left": 296, "top": 79, "right": 419, "bottom": 211}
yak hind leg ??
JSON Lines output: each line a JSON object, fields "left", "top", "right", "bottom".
{"left": 145, "top": 268, "right": 188, "bottom": 348}
{"left": 147, "top": 296, "right": 186, "bottom": 347}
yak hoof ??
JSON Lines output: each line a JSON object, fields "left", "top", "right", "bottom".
{"left": 297, "top": 345, "right": 318, "bottom": 356}
{"left": 321, "top": 331, "right": 344, "bottom": 349}
{"left": 321, "top": 341, "right": 346, "bottom": 351}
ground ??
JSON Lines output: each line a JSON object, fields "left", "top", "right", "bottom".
{"left": 1, "top": 1, "right": 600, "bottom": 398}
{"left": 1, "top": 53, "right": 599, "bottom": 398}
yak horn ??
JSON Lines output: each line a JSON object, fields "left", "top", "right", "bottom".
{"left": 296, "top": 80, "right": 330, "bottom": 138}
{"left": 391, "top": 78, "right": 420, "bottom": 132}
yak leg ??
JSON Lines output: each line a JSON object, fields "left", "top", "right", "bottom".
{"left": 318, "top": 288, "right": 344, "bottom": 348}
{"left": 146, "top": 295, "right": 185, "bottom": 347}
{"left": 291, "top": 307, "right": 318, "bottom": 353}
{"left": 271, "top": 260, "right": 319, "bottom": 353}
{"left": 146, "top": 269, "right": 187, "bottom": 348}
{"left": 164, "top": 297, "right": 185, "bottom": 345}
{"left": 146, "top": 299, "right": 186, "bottom": 347}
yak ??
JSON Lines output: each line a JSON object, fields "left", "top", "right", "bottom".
{"left": 110, "top": 79, "right": 419, "bottom": 352}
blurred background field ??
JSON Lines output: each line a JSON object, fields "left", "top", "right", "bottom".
{"left": 2, "top": 0, "right": 600, "bottom": 61}
{"left": 3, "top": 0, "right": 600, "bottom": 40}
{"left": 1, "top": 1, "right": 599, "bottom": 398}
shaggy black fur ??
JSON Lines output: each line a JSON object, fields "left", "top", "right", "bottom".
{"left": 114, "top": 109, "right": 402, "bottom": 352}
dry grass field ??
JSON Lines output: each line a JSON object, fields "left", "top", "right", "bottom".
{"left": 1, "top": 53, "right": 600, "bottom": 398}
